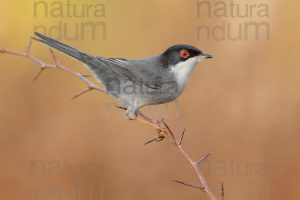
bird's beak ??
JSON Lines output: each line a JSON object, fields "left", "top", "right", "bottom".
{"left": 195, "top": 53, "right": 213, "bottom": 62}
{"left": 201, "top": 53, "right": 213, "bottom": 59}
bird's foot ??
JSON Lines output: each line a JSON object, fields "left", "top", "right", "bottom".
{"left": 126, "top": 111, "right": 137, "bottom": 120}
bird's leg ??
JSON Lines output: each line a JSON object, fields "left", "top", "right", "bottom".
{"left": 114, "top": 105, "right": 165, "bottom": 142}
{"left": 125, "top": 106, "right": 138, "bottom": 120}
{"left": 115, "top": 105, "right": 164, "bottom": 133}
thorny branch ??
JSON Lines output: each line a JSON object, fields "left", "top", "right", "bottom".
{"left": 0, "top": 40, "right": 223, "bottom": 200}
{"left": 0, "top": 40, "right": 106, "bottom": 99}
{"left": 132, "top": 114, "right": 221, "bottom": 200}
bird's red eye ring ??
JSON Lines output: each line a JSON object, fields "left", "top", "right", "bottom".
{"left": 180, "top": 49, "right": 190, "bottom": 58}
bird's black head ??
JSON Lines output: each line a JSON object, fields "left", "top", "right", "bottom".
{"left": 160, "top": 44, "right": 212, "bottom": 67}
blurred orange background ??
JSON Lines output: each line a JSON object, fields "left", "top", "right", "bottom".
{"left": 0, "top": 0, "right": 299, "bottom": 200}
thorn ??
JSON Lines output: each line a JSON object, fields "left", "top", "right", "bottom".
{"left": 144, "top": 137, "right": 157, "bottom": 145}
{"left": 173, "top": 180, "right": 205, "bottom": 191}
{"left": 49, "top": 48, "right": 61, "bottom": 67}
{"left": 32, "top": 68, "right": 45, "bottom": 82}
{"left": 0, "top": 48, "right": 6, "bottom": 53}
{"left": 178, "top": 129, "right": 186, "bottom": 145}
{"left": 25, "top": 39, "right": 32, "bottom": 55}
{"left": 115, "top": 106, "right": 127, "bottom": 111}
{"left": 71, "top": 87, "right": 93, "bottom": 100}
{"left": 162, "top": 120, "right": 176, "bottom": 143}
{"left": 144, "top": 135, "right": 164, "bottom": 145}
{"left": 221, "top": 182, "right": 224, "bottom": 200}
{"left": 195, "top": 153, "right": 211, "bottom": 166}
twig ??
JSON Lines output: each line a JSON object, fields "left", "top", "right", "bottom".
{"left": 132, "top": 110, "right": 220, "bottom": 200}
{"left": 1, "top": 40, "right": 222, "bottom": 200}
{"left": 175, "top": 136, "right": 218, "bottom": 200}
{"left": 0, "top": 40, "right": 106, "bottom": 99}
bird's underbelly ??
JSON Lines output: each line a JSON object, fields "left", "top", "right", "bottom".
{"left": 107, "top": 79, "right": 180, "bottom": 108}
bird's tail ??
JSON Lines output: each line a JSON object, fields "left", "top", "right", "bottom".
{"left": 31, "top": 32, "right": 97, "bottom": 65}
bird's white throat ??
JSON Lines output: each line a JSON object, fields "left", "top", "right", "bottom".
{"left": 170, "top": 56, "right": 203, "bottom": 90}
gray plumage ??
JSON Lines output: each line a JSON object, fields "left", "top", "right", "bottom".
{"left": 32, "top": 32, "right": 212, "bottom": 119}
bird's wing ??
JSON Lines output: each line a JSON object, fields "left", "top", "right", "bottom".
{"left": 96, "top": 57, "right": 161, "bottom": 90}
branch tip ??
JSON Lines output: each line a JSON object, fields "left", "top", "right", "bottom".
{"left": 221, "top": 182, "right": 224, "bottom": 200}
{"left": 195, "top": 153, "right": 211, "bottom": 166}
{"left": 173, "top": 180, "right": 205, "bottom": 191}
{"left": 178, "top": 129, "right": 186, "bottom": 145}
{"left": 25, "top": 40, "right": 33, "bottom": 55}
{"left": 71, "top": 87, "right": 93, "bottom": 100}
{"left": 144, "top": 135, "right": 164, "bottom": 145}
{"left": 115, "top": 105, "right": 127, "bottom": 110}
{"left": 162, "top": 120, "right": 176, "bottom": 142}
{"left": 32, "top": 68, "right": 46, "bottom": 82}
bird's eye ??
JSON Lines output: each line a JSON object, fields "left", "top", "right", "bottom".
{"left": 180, "top": 49, "right": 190, "bottom": 59}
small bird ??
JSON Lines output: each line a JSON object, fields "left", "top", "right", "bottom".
{"left": 32, "top": 32, "right": 212, "bottom": 119}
